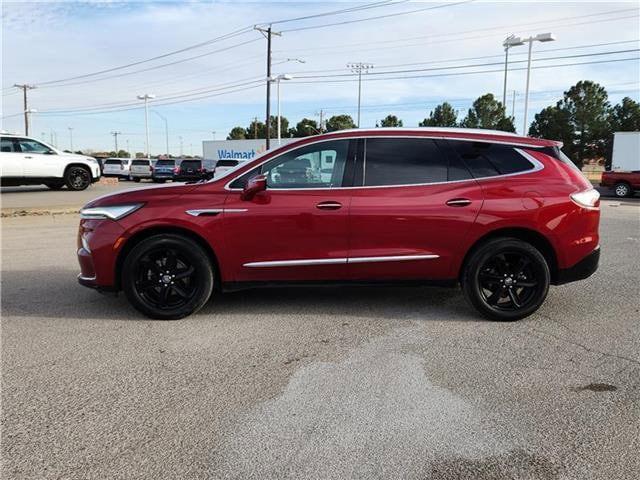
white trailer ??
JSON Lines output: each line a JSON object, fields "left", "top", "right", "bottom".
{"left": 611, "top": 131, "right": 640, "bottom": 172}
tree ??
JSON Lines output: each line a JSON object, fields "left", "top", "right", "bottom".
{"left": 528, "top": 105, "right": 573, "bottom": 157}
{"left": 609, "top": 97, "right": 640, "bottom": 132}
{"left": 379, "top": 114, "right": 403, "bottom": 127}
{"left": 116, "top": 149, "right": 129, "bottom": 158}
{"left": 290, "top": 118, "right": 319, "bottom": 137}
{"left": 419, "top": 102, "right": 458, "bottom": 127}
{"left": 461, "top": 93, "right": 515, "bottom": 132}
{"left": 325, "top": 114, "right": 356, "bottom": 132}
{"left": 245, "top": 119, "right": 266, "bottom": 139}
{"left": 227, "top": 127, "right": 246, "bottom": 140}
{"left": 559, "top": 81, "right": 610, "bottom": 167}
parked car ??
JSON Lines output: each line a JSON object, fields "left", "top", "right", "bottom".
{"left": 151, "top": 159, "right": 175, "bottom": 183}
{"left": 0, "top": 132, "right": 100, "bottom": 190}
{"left": 129, "top": 159, "right": 154, "bottom": 182}
{"left": 600, "top": 131, "right": 640, "bottom": 197}
{"left": 174, "top": 159, "right": 214, "bottom": 182}
{"left": 213, "top": 159, "right": 240, "bottom": 177}
{"left": 78, "top": 128, "right": 600, "bottom": 321}
{"left": 102, "top": 158, "right": 133, "bottom": 179}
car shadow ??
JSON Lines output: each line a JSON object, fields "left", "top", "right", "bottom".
{"left": 1, "top": 268, "right": 477, "bottom": 322}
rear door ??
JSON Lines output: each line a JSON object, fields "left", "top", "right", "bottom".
{"left": 0, "top": 137, "right": 23, "bottom": 178}
{"left": 347, "top": 137, "right": 483, "bottom": 281}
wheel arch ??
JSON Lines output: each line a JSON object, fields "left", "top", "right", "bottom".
{"left": 114, "top": 225, "right": 221, "bottom": 291}
{"left": 459, "top": 227, "right": 559, "bottom": 283}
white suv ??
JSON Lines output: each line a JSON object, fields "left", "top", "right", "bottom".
{"left": 0, "top": 133, "right": 101, "bottom": 190}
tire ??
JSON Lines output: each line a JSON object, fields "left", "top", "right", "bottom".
{"left": 44, "top": 182, "right": 64, "bottom": 190}
{"left": 122, "top": 234, "right": 214, "bottom": 320}
{"left": 461, "top": 238, "right": 550, "bottom": 321}
{"left": 64, "top": 166, "right": 91, "bottom": 191}
{"left": 133, "top": 177, "right": 141, "bottom": 183}
{"left": 153, "top": 179, "right": 166, "bottom": 183}
{"left": 614, "top": 182, "right": 632, "bottom": 198}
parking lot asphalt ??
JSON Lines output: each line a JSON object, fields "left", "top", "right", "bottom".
{"left": 1, "top": 199, "right": 639, "bottom": 480}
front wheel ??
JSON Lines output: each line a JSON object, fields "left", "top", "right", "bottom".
{"left": 614, "top": 182, "right": 632, "bottom": 198}
{"left": 122, "top": 234, "right": 214, "bottom": 320}
{"left": 462, "top": 238, "right": 550, "bottom": 321}
{"left": 133, "top": 177, "right": 141, "bottom": 183}
{"left": 64, "top": 166, "right": 91, "bottom": 190}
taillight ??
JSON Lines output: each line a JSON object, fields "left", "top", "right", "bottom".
{"left": 173, "top": 166, "right": 180, "bottom": 174}
{"left": 150, "top": 165, "right": 154, "bottom": 172}
{"left": 570, "top": 188, "right": 600, "bottom": 210}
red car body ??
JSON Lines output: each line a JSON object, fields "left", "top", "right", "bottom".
{"left": 78, "top": 128, "right": 600, "bottom": 320}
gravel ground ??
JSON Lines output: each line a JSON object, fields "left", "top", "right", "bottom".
{"left": 1, "top": 199, "right": 639, "bottom": 479}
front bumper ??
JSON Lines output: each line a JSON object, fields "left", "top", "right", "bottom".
{"left": 554, "top": 246, "right": 600, "bottom": 285}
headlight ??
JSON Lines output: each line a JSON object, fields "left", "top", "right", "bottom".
{"left": 570, "top": 188, "right": 600, "bottom": 210}
{"left": 80, "top": 203, "right": 143, "bottom": 220}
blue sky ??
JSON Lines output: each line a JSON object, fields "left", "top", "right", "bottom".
{"left": 2, "top": 0, "right": 639, "bottom": 155}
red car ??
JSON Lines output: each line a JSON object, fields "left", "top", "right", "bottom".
{"left": 600, "top": 170, "right": 640, "bottom": 198}
{"left": 77, "top": 128, "right": 600, "bottom": 321}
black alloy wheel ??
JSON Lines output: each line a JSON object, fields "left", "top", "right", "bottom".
{"left": 122, "top": 234, "right": 214, "bottom": 319}
{"left": 65, "top": 166, "right": 91, "bottom": 190}
{"left": 462, "top": 238, "right": 550, "bottom": 321}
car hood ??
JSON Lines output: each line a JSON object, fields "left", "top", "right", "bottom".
{"left": 83, "top": 182, "right": 200, "bottom": 209}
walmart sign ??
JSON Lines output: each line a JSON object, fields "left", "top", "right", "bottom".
{"left": 202, "top": 138, "right": 296, "bottom": 162}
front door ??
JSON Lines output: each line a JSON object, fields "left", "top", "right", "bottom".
{"left": 14, "top": 137, "right": 59, "bottom": 177}
{"left": 348, "top": 137, "right": 483, "bottom": 281}
{"left": 221, "top": 139, "right": 356, "bottom": 283}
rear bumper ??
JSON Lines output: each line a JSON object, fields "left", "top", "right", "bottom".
{"left": 554, "top": 245, "right": 600, "bottom": 285}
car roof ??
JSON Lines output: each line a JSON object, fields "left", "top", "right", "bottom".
{"left": 318, "top": 127, "right": 562, "bottom": 148}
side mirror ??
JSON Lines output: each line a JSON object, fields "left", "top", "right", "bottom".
{"left": 241, "top": 174, "right": 267, "bottom": 201}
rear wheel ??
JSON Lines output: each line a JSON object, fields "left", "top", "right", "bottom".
{"left": 122, "top": 234, "right": 214, "bottom": 320}
{"left": 614, "top": 182, "right": 632, "bottom": 198}
{"left": 462, "top": 238, "right": 550, "bottom": 321}
{"left": 64, "top": 166, "right": 91, "bottom": 190}
{"left": 133, "top": 177, "right": 141, "bottom": 183}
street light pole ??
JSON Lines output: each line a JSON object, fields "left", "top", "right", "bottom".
{"left": 68, "top": 127, "right": 74, "bottom": 151}
{"left": 347, "top": 63, "right": 373, "bottom": 127}
{"left": 504, "top": 33, "right": 555, "bottom": 134}
{"left": 501, "top": 35, "right": 523, "bottom": 108}
{"left": 255, "top": 25, "right": 282, "bottom": 150}
{"left": 111, "top": 131, "right": 121, "bottom": 153}
{"left": 137, "top": 93, "right": 156, "bottom": 158}
{"left": 269, "top": 73, "right": 293, "bottom": 145}
{"left": 151, "top": 110, "right": 169, "bottom": 156}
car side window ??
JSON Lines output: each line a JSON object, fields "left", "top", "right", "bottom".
{"left": 362, "top": 138, "right": 447, "bottom": 187}
{"left": 229, "top": 140, "right": 349, "bottom": 189}
{"left": 15, "top": 138, "right": 52, "bottom": 154}
{"left": 1, "top": 137, "right": 17, "bottom": 152}
{"left": 450, "top": 141, "right": 534, "bottom": 178}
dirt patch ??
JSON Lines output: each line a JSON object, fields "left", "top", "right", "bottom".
{"left": 573, "top": 383, "right": 618, "bottom": 392}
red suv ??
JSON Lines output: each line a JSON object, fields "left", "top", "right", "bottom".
{"left": 77, "top": 128, "right": 600, "bottom": 321}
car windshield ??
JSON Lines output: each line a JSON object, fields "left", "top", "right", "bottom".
{"left": 180, "top": 161, "right": 201, "bottom": 169}
{"left": 132, "top": 160, "right": 149, "bottom": 166}
{"left": 105, "top": 159, "right": 122, "bottom": 165}
{"left": 156, "top": 160, "right": 175, "bottom": 166}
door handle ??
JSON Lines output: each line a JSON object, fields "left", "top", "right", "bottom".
{"left": 446, "top": 198, "right": 472, "bottom": 207}
{"left": 316, "top": 201, "right": 342, "bottom": 210}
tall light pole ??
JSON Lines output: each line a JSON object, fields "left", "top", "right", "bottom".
{"left": 269, "top": 74, "right": 293, "bottom": 145}
{"left": 501, "top": 35, "right": 524, "bottom": 108}
{"left": 14, "top": 84, "right": 36, "bottom": 135}
{"left": 505, "top": 33, "right": 556, "bottom": 134}
{"left": 111, "top": 131, "right": 121, "bottom": 153}
{"left": 347, "top": 62, "right": 373, "bottom": 128}
{"left": 137, "top": 93, "right": 156, "bottom": 158}
{"left": 68, "top": 127, "right": 74, "bottom": 151}
{"left": 151, "top": 110, "right": 169, "bottom": 156}
{"left": 211, "top": 131, "right": 216, "bottom": 140}
{"left": 255, "top": 25, "right": 282, "bottom": 150}
{"left": 178, "top": 136, "right": 183, "bottom": 157}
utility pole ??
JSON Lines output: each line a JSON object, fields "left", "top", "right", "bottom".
{"left": 151, "top": 110, "right": 169, "bottom": 156}
{"left": 179, "top": 136, "right": 183, "bottom": 157}
{"left": 126, "top": 139, "right": 131, "bottom": 157}
{"left": 316, "top": 109, "right": 325, "bottom": 133}
{"left": 253, "top": 116, "right": 259, "bottom": 139}
{"left": 346, "top": 63, "right": 373, "bottom": 128}
{"left": 68, "top": 127, "right": 74, "bottom": 151}
{"left": 111, "top": 131, "right": 121, "bottom": 153}
{"left": 14, "top": 84, "right": 36, "bottom": 135}
{"left": 511, "top": 90, "right": 517, "bottom": 118}
{"left": 255, "top": 25, "right": 281, "bottom": 150}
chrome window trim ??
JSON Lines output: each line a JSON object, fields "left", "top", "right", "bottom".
{"left": 224, "top": 135, "right": 549, "bottom": 192}
{"left": 243, "top": 254, "right": 440, "bottom": 268}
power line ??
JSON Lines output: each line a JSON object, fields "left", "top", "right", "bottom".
{"left": 281, "top": 0, "right": 476, "bottom": 33}
{"left": 264, "top": 0, "right": 407, "bottom": 26}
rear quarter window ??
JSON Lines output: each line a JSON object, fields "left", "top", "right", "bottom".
{"left": 450, "top": 141, "right": 534, "bottom": 178}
